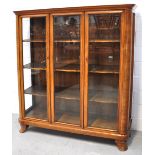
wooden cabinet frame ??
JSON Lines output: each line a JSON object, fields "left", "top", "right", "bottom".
{"left": 14, "top": 4, "right": 135, "bottom": 151}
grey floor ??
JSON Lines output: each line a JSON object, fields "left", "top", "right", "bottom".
{"left": 12, "top": 114, "right": 142, "bottom": 155}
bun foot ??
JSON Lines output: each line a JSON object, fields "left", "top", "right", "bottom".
{"left": 19, "top": 123, "right": 29, "bottom": 133}
{"left": 115, "top": 140, "right": 128, "bottom": 151}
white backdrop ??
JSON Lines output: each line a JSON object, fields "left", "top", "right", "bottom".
{"left": 0, "top": 0, "right": 142, "bottom": 132}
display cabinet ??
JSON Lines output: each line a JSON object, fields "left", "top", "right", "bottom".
{"left": 14, "top": 4, "right": 135, "bottom": 151}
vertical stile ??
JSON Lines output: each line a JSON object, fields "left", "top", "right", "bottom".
{"left": 16, "top": 15, "right": 23, "bottom": 119}
{"left": 84, "top": 13, "right": 89, "bottom": 128}
{"left": 50, "top": 14, "right": 55, "bottom": 123}
{"left": 46, "top": 14, "right": 51, "bottom": 123}
{"left": 118, "top": 11, "right": 125, "bottom": 134}
{"left": 129, "top": 13, "right": 135, "bottom": 128}
{"left": 118, "top": 10, "right": 132, "bottom": 135}
{"left": 19, "top": 16, "right": 26, "bottom": 118}
{"left": 80, "top": 13, "right": 85, "bottom": 128}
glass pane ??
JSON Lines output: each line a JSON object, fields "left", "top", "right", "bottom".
{"left": 88, "top": 14, "right": 120, "bottom": 130}
{"left": 22, "top": 17, "right": 46, "bottom": 41}
{"left": 53, "top": 15, "right": 80, "bottom": 125}
{"left": 22, "top": 17, "right": 47, "bottom": 120}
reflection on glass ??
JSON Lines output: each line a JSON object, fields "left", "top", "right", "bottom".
{"left": 89, "top": 14, "right": 120, "bottom": 40}
{"left": 88, "top": 14, "right": 121, "bottom": 130}
{"left": 22, "top": 17, "right": 46, "bottom": 41}
{"left": 54, "top": 15, "right": 81, "bottom": 125}
{"left": 54, "top": 16, "right": 80, "bottom": 40}
{"left": 22, "top": 17, "right": 47, "bottom": 120}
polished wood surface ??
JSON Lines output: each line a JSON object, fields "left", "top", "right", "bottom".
{"left": 14, "top": 4, "right": 135, "bottom": 15}
{"left": 15, "top": 4, "right": 135, "bottom": 151}
{"left": 118, "top": 10, "right": 133, "bottom": 136}
{"left": 19, "top": 16, "right": 25, "bottom": 119}
{"left": 115, "top": 140, "right": 128, "bottom": 151}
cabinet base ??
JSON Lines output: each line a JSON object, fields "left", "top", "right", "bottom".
{"left": 18, "top": 118, "right": 130, "bottom": 151}
{"left": 115, "top": 140, "right": 128, "bottom": 151}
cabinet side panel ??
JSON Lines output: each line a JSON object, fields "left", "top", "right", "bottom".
{"left": 118, "top": 10, "right": 133, "bottom": 135}
{"left": 16, "top": 15, "right": 22, "bottom": 119}
{"left": 128, "top": 13, "right": 135, "bottom": 130}
{"left": 17, "top": 16, "right": 26, "bottom": 119}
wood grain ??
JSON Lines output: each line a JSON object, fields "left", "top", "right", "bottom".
{"left": 118, "top": 10, "right": 133, "bottom": 135}
{"left": 14, "top": 4, "right": 135, "bottom": 15}
{"left": 50, "top": 14, "right": 55, "bottom": 123}
{"left": 46, "top": 14, "right": 52, "bottom": 123}
{"left": 16, "top": 15, "right": 23, "bottom": 119}
{"left": 84, "top": 13, "right": 89, "bottom": 128}
{"left": 19, "top": 16, "right": 25, "bottom": 118}
{"left": 80, "top": 13, "right": 85, "bottom": 128}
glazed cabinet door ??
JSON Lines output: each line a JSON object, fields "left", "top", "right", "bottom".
{"left": 84, "top": 12, "right": 121, "bottom": 130}
{"left": 51, "top": 13, "right": 84, "bottom": 126}
{"left": 19, "top": 15, "right": 50, "bottom": 121}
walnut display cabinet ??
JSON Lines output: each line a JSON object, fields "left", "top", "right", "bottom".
{"left": 14, "top": 4, "right": 135, "bottom": 151}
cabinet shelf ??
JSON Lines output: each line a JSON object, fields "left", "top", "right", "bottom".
{"left": 57, "top": 112, "right": 117, "bottom": 129}
{"left": 55, "top": 59, "right": 79, "bottom": 68}
{"left": 89, "top": 65, "right": 119, "bottom": 74}
{"left": 89, "top": 90, "right": 118, "bottom": 104}
{"left": 89, "top": 40, "right": 120, "bottom": 43}
{"left": 55, "top": 64, "right": 80, "bottom": 73}
{"left": 23, "top": 39, "right": 46, "bottom": 42}
{"left": 90, "top": 118, "right": 117, "bottom": 130}
{"left": 57, "top": 113, "right": 80, "bottom": 125}
{"left": 55, "top": 68, "right": 80, "bottom": 73}
{"left": 54, "top": 40, "right": 80, "bottom": 43}
{"left": 26, "top": 102, "right": 47, "bottom": 120}
{"left": 55, "top": 64, "right": 119, "bottom": 74}
{"left": 90, "top": 27, "right": 119, "bottom": 30}
{"left": 55, "top": 85, "right": 80, "bottom": 100}
{"left": 89, "top": 69, "right": 119, "bottom": 74}
{"left": 24, "top": 86, "right": 46, "bottom": 96}
{"left": 24, "top": 63, "right": 46, "bottom": 70}
{"left": 55, "top": 85, "right": 117, "bottom": 104}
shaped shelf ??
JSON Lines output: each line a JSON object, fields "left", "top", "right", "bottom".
{"left": 90, "top": 117, "right": 117, "bottom": 130}
{"left": 55, "top": 84, "right": 118, "bottom": 104}
{"left": 24, "top": 86, "right": 47, "bottom": 96}
{"left": 89, "top": 39, "right": 120, "bottom": 43}
{"left": 54, "top": 40, "right": 80, "bottom": 43}
{"left": 23, "top": 39, "right": 46, "bottom": 42}
{"left": 57, "top": 113, "right": 80, "bottom": 125}
{"left": 24, "top": 63, "right": 46, "bottom": 70}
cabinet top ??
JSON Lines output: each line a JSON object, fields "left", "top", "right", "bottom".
{"left": 14, "top": 4, "right": 135, "bottom": 15}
